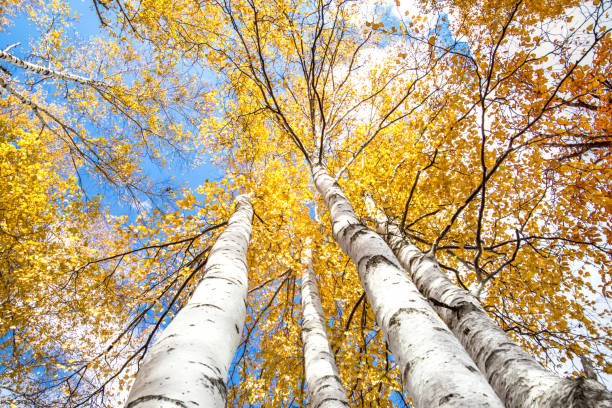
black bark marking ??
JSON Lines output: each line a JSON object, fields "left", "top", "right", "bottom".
{"left": 365, "top": 255, "right": 397, "bottom": 274}
{"left": 234, "top": 324, "right": 239, "bottom": 333}
{"left": 428, "top": 297, "right": 459, "bottom": 312}
{"left": 188, "top": 361, "right": 222, "bottom": 375}
{"left": 388, "top": 307, "right": 429, "bottom": 332}
{"left": 191, "top": 303, "right": 223, "bottom": 311}
{"left": 327, "top": 193, "right": 344, "bottom": 205}
{"left": 314, "top": 397, "right": 350, "bottom": 408}
{"left": 402, "top": 361, "right": 411, "bottom": 382}
{"left": 433, "top": 326, "right": 448, "bottom": 332}
{"left": 314, "top": 374, "right": 342, "bottom": 385}
{"left": 200, "top": 374, "right": 227, "bottom": 401}
{"left": 455, "top": 301, "right": 480, "bottom": 321}
{"left": 202, "top": 275, "right": 241, "bottom": 286}
{"left": 408, "top": 254, "right": 422, "bottom": 271}
{"left": 339, "top": 222, "right": 366, "bottom": 242}
{"left": 438, "top": 393, "right": 458, "bottom": 405}
{"left": 483, "top": 343, "right": 518, "bottom": 373}
{"left": 126, "top": 395, "right": 189, "bottom": 408}
{"left": 357, "top": 255, "right": 371, "bottom": 271}
{"left": 465, "top": 364, "right": 478, "bottom": 373}
{"left": 159, "top": 334, "right": 178, "bottom": 344}
{"left": 349, "top": 229, "right": 370, "bottom": 246}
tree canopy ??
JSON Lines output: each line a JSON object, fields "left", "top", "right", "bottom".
{"left": 0, "top": 0, "right": 610, "bottom": 406}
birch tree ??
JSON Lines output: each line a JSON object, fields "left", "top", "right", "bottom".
{"left": 365, "top": 194, "right": 612, "bottom": 408}
{"left": 347, "top": 0, "right": 612, "bottom": 382}
{"left": 301, "top": 239, "right": 350, "bottom": 407}
{"left": 4, "top": 0, "right": 610, "bottom": 406}
{"left": 120, "top": 0, "right": 505, "bottom": 406}
{"left": 309, "top": 165, "right": 503, "bottom": 407}
{"left": 0, "top": 3, "right": 220, "bottom": 405}
{"left": 125, "top": 195, "right": 253, "bottom": 408}
{"left": 98, "top": 0, "right": 611, "bottom": 405}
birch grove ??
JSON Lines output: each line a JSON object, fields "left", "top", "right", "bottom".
{"left": 1, "top": 0, "right": 610, "bottom": 406}
{"left": 311, "top": 164, "right": 504, "bottom": 407}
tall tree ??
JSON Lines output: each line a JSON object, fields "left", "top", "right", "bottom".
{"left": 300, "top": 239, "right": 350, "bottom": 407}
{"left": 90, "top": 0, "right": 611, "bottom": 405}
{"left": 0, "top": 2, "right": 213, "bottom": 405}
{"left": 3, "top": 0, "right": 610, "bottom": 406}
{"left": 125, "top": 195, "right": 253, "bottom": 408}
{"left": 365, "top": 194, "right": 611, "bottom": 407}
{"left": 310, "top": 163, "right": 503, "bottom": 407}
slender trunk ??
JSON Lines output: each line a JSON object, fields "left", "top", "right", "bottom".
{"left": 124, "top": 195, "right": 253, "bottom": 408}
{"left": 0, "top": 49, "right": 107, "bottom": 87}
{"left": 0, "top": 77, "right": 46, "bottom": 115}
{"left": 365, "top": 196, "right": 612, "bottom": 408}
{"left": 300, "top": 240, "right": 349, "bottom": 408}
{"left": 311, "top": 164, "right": 503, "bottom": 408}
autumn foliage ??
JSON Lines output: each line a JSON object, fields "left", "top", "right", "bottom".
{"left": 0, "top": 0, "right": 610, "bottom": 406}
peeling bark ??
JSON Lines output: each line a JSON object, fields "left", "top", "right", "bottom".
{"left": 311, "top": 164, "right": 503, "bottom": 408}
{"left": 301, "top": 240, "right": 349, "bottom": 408}
{"left": 124, "top": 195, "right": 253, "bottom": 408}
{"left": 366, "top": 197, "right": 612, "bottom": 408}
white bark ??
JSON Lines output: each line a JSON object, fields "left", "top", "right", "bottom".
{"left": 124, "top": 195, "right": 253, "bottom": 408}
{"left": 366, "top": 197, "right": 612, "bottom": 408}
{"left": 300, "top": 241, "right": 349, "bottom": 408}
{"left": 0, "top": 76, "right": 44, "bottom": 114}
{"left": 311, "top": 164, "right": 503, "bottom": 408}
{"left": 0, "top": 49, "right": 107, "bottom": 88}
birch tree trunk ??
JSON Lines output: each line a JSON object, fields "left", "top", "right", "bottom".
{"left": 311, "top": 164, "right": 503, "bottom": 408}
{"left": 365, "top": 196, "right": 612, "bottom": 408}
{"left": 0, "top": 77, "right": 46, "bottom": 117}
{"left": 300, "top": 240, "right": 349, "bottom": 408}
{"left": 124, "top": 195, "right": 253, "bottom": 408}
{"left": 0, "top": 49, "right": 107, "bottom": 87}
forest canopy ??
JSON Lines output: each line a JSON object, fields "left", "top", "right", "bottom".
{"left": 0, "top": 0, "right": 610, "bottom": 407}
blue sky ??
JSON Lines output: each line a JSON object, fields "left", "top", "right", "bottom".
{"left": 4, "top": 1, "right": 611, "bottom": 405}
{"left": 0, "top": 1, "right": 467, "bottom": 405}
{"left": 1, "top": 0, "right": 222, "bottom": 219}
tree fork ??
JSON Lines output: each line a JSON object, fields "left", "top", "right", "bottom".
{"left": 124, "top": 195, "right": 253, "bottom": 408}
